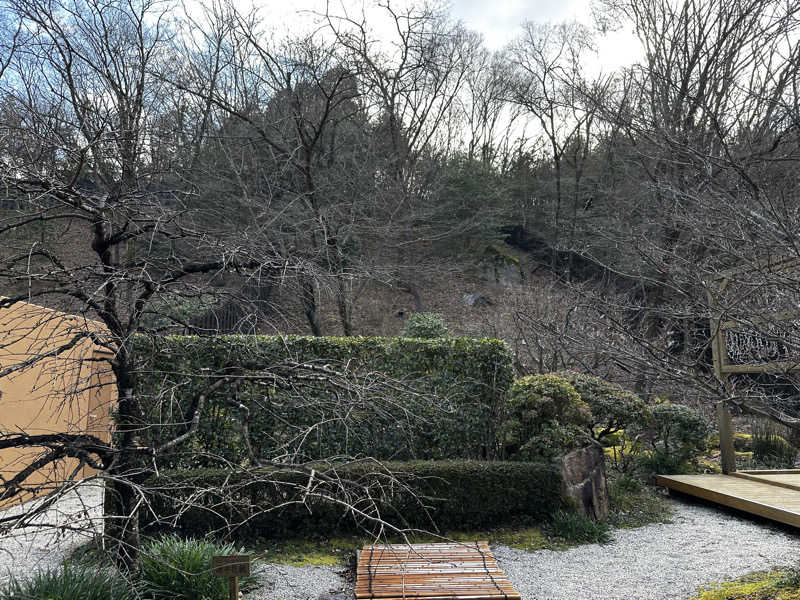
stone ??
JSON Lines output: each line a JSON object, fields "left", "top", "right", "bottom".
{"left": 462, "top": 293, "right": 493, "bottom": 307}
{"left": 552, "top": 445, "right": 609, "bottom": 521}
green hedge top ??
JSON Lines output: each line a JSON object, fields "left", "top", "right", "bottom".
{"left": 134, "top": 335, "right": 515, "bottom": 464}
{"left": 136, "top": 334, "right": 512, "bottom": 385}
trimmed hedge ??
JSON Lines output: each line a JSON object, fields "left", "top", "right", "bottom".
{"left": 135, "top": 335, "right": 514, "bottom": 465}
{"left": 140, "top": 461, "right": 565, "bottom": 539}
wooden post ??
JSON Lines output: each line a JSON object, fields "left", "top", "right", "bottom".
{"left": 717, "top": 401, "right": 736, "bottom": 474}
{"left": 708, "top": 280, "right": 736, "bottom": 474}
{"left": 212, "top": 555, "right": 250, "bottom": 600}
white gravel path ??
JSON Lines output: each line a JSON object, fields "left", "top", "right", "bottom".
{"left": 246, "top": 497, "right": 800, "bottom": 600}
{"left": 495, "top": 497, "right": 800, "bottom": 600}
{"left": 0, "top": 482, "right": 104, "bottom": 580}
{"left": 4, "top": 490, "right": 800, "bottom": 600}
{"left": 247, "top": 563, "right": 349, "bottom": 600}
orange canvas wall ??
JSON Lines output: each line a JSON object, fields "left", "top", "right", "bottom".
{"left": 0, "top": 300, "right": 115, "bottom": 508}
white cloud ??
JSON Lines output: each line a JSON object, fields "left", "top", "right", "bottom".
{"left": 219, "top": 0, "right": 641, "bottom": 72}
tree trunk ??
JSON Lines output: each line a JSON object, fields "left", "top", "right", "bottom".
{"left": 301, "top": 276, "right": 322, "bottom": 336}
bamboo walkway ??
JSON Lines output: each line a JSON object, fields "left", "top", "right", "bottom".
{"left": 355, "top": 541, "right": 521, "bottom": 600}
{"left": 657, "top": 470, "right": 800, "bottom": 527}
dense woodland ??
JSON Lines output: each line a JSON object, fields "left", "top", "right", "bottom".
{"left": 3, "top": 0, "right": 800, "bottom": 565}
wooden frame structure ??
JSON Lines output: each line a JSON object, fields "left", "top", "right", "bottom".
{"left": 707, "top": 256, "right": 800, "bottom": 473}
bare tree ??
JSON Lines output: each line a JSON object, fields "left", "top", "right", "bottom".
{"left": 0, "top": 0, "right": 430, "bottom": 569}
{"left": 506, "top": 0, "right": 800, "bottom": 442}
{"left": 508, "top": 21, "right": 607, "bottom": 265}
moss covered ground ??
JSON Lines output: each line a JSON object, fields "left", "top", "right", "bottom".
{"left": 692, "top": 569, "right": 800, "bottom": 600}
{"left": 251, "top": 526, "right": 558, "bottom": 566}
{"left": 251, "top": 478, "right": 672, "bottom": 566}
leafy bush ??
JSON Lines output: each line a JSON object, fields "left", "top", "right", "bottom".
{"left": 548, "top": 510, "right": 612, "bottom": 544}
{"left": 647, "top": 401, "right": 709, "bottom": 462}
{"left": 501, "top": 375, "right": 592, "bottom": 460}
{"left": 552, "top": 371, "right": 651, "bottom": 441}
{"left": 139, "top": 536, "right": 253, "bottom": 600}
{"left": 402, "top": 312, "right": 449, "bottom": 338}
{"left": 136, "top": 335, "right": 514, "bottom": 465}
{"left": 637, "top": 450, "right": 691, "bottom": 475}
{"left": 0, "top": 566, "right": 130, "bottom": 600}
{"left": 141, "top": 461, "right": 566, "bottom": 539}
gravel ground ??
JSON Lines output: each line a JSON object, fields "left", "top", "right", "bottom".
{"left": 495, "top": 497, "right": 800, "bottom": 600}
{"left": 247, "top": 563, "right": 350, "bottom": 600}
{"left": 0, "top": 482, "right": 104, "bottom": 581}
{"left": 246, "top": 497, "right": 800, "bottom": 600}
{"left": 4, "top": 491, "right": 800, "bottom": 600}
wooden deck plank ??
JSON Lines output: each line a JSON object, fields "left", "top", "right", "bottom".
{"left": 656, "top": 473, "right": 800, "bottom": 527}
{"left": 356, "top": 542, "right": 520, "bottom": 600}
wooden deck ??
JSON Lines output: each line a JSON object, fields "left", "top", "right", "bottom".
{"left": 355, "top": 541, "right": 521, "bottom": 600}
{"left": 657, "top": 470, "right": 800, "bottom": 527}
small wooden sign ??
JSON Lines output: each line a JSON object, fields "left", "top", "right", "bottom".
{"left": 212, "top": 555, "right": 251, "bottom": 600}
{"left": 211, "top": 554, "right": 251, "bottom": 577}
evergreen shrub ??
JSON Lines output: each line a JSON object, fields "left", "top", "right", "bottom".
{"left": 637, "top": 401, "right": 709, "bottom": 474}
{"left": 135, "top": 335, "right": 514, "bottom": 465}
{"left": 552, "top": 370, "right": 651, "bottom": 441}
{"left": 401, "top": 312, "right": 449, "bottom": 338}
{"left": 501, "top": 374, "right": 592, "bottom": 460}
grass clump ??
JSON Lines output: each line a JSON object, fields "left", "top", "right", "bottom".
{"left": 0, "top": 566, "right": 131, "bottom": 600}
{"left": 547, "top": 510, "right": 612, "bottom": 545}
{"left": 692, "top": 569, "right": 800, "bottom": 599}
{"left": 139, "top": 535, "right": 255, "bottom": 600}
{"left": 752, "top": 421, "right": 797, "bottom": 469}
{"left": 608, "top": 474, "right": 673, "bottom": 529}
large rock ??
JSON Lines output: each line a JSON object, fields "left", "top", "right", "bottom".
{"left": 552, "top": 445, "right": 609, "bottom": 521}
{"left": 462, "top": 293, "right": 493, "bottom": 308}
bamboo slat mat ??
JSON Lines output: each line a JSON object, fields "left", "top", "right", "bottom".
{"left": 355, "top": 541, "right": 521, "bottom": 600}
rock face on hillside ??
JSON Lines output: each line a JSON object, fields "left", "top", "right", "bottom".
{"left": 553, "top": 445, "right": 609, "bottom": 521}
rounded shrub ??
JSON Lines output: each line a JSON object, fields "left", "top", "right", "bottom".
{"left": 639, "top": 401, "right": 709, "bottom": 474}
{"left": 0, "top": 566, "right": 131, "bottom": 600}
{"left": 501, "top": 374, "right": 592, "bottom": 460}
{"left": 649, "top": 401, "right": 709, "bottom": 458}
{"left": 552, "top": 370, "right": 651, "bottom": 441}
{"left": 401, "top": 312, "right": 449, "bottom": 338}
{"left": 139, "top": 536, "right": 251, "bottom": 600}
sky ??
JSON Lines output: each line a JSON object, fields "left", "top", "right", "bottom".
{"left": 449, "top": 0, "right": 596, "bottom": 49}
{"left": 237, "top": 0, "right": 641, "bottom": 71}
